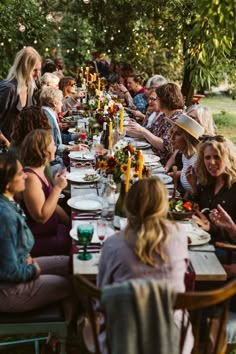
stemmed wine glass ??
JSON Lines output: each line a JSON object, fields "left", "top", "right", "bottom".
{"left": 77, "top": 224, "right": 94, "bottom": 260}
{"left": 97, "top": 220, "right": 108, "bottom": 247}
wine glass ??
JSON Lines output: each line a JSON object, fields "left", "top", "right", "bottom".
{"left": 77, "top": 224, "right": 94, "bottom": 260}
{"left": 97, "top": 220, "right": 108, "bottom": 246}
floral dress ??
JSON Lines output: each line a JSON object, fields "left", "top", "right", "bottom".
{"left": 149, "top": 110, "right": 183, "bottom": 165}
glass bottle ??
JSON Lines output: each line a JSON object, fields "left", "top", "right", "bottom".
{"left": 112, "top": 116, "right": 119, "bottom": 146}
{"left": 114, "top": 179, "right": 126, "bottom": 218}
{"left": 100, "top": 121, "right": 109, "bottom": 149}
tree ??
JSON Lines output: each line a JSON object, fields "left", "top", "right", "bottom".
{"left": 0, "top": 0, "right": 57, "bottom": 78}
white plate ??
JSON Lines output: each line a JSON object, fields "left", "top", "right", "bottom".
{"left": 68, "top": 128, "right": 76, "bottom": 133}
{"left": 187, "top": 228, "right": 211, "bottom": 246}
{"left": 69, "top": 152, "right": 94, "bottom": 161}
{"left": 132, "top": 141, "right": 151, "bottom": 149}
{"left": 67, "top": 196, "right": 103, "bottom": 210}
{"left": 151, "top": 166, "right": 165, "bottom": 174}
{"left": 67, "top": 172, "right": 100, "bottom": 183}
{"left": 70, "top": 223, "right": 114, "bottom": 244}
{"left": 144, "top": 154, "right": 160, "bottom": 164}
{"left": 155, "top": 174, "right": 173, "bottom": 184}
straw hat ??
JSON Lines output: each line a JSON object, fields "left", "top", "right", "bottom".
{"left": 166, "top": 113, "right": 204, "bottom": 140}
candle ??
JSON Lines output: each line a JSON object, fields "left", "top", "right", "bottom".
{"left": 86, "top": 66, "right": 89, "bottom": 82}
{"left": 82, "top": 78, "right": 86, "bottom": 90}
{"left": 119, "top": 107, "right": 124, "bottom": 134}
{"left": 97, "top": 78, "right": 101, "bottom": 94}
{"left": 90, "top": 73, "right": 93, "bottom": 82}
{"left": 93, "top": 73, "right": 97, "bottom": 82}
{"left": 125, "top": 152, "right": 132, "bottom": 193}
{"left": 138, "top": 151, "right": 144, "bottom": 180}
{"left": 97, "top": 99, "right": 101, "bottom": 110}
{"left": 108, "top": 121, "right": 113, "bottom": 151}
{"left": 81, "top": 67, "right": 83, "bottom": 79}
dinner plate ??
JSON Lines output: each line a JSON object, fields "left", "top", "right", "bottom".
{"left": 144, "top": 154, "right": 160, "bottom": 164}
{"left": 155, "top": 174, "right": 173, "bottom": 184}
{"left": 68, "top": 128, "right": 76, "bottom": 133}
{"left": 67, "top": 196, "right": 103, "bottom": 210}
{"left": 132, "top": 141, "right": 151, "bottom": 149}
{"left": 70, "top": 223, "right": 114, "bottom": 244}
{"left": 69, "top": 152, "right": 94, "bottom": 161}
{"left": 67, "top": 172, "right": 100, "bottom": 183}
{"left": 151, "top": 166, "right": 165, "bottom": 174}
{"left": 187, "top": 228, "right": 211, "bottom": 246}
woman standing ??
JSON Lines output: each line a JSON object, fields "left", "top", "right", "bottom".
{"left": 0, "top": 152, "right": 73, "bottom": 314}
{"left": 0, "top": 47, "right": 41, "bottom": 140}
{"left": 186, "top": 136, "right": 236, "bottom": 242}
{"left": 20, "top": 129, "right": 71, "bottom": 257}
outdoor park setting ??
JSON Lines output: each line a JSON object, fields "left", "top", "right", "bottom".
{"left": 0, "top": 0, "right": 236, "bottom": 354}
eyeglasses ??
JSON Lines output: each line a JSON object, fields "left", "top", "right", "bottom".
{"left": 199, "top": 135, "right": 225, "bottom": 143}
{"left": 147, "top": 97, "right": 157, "bottom": 102}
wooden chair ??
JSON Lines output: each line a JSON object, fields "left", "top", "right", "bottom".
{"left": 73, "top": 274, "right": 236, "bottom": 354}
{"left": 0, "top": 303, "right": 68, "bottom": 354}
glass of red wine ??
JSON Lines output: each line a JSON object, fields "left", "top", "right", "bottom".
{"left": 97, "top": 220, "right": 108, "bottom": 246}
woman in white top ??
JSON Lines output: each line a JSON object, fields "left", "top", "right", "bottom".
{"left": 168, "top": 114, "right": 204, "bottom": 197}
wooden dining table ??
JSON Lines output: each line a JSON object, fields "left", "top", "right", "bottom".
{"left": 67, "top": 144, "right": 227, "bottom": 284}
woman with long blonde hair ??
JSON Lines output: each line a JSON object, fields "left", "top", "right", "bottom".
{"left": 0, "top": 47, "right": 41, "bottom": 140}
{"left": 186, "top": 136, "right": 236, "bottom": 242}
{"left": 98, "top": 177, "right": 189, "bottom": 291}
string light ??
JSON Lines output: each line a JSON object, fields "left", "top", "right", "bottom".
{"left": 34, "top": 40, "right": 38, "bottom": 44}
{"left": 45, "top": 48, "right": 49, "bottom": 52}
{"left": 83, "top": 0, "right": 90, "bottom": 3}
{"left": 74, "top": 28, "right": 77, "bottom": 32}
{"left": 8, "top": 38, "right": 12, "bottom": 42}
{"left": 46, "top": 13, "right": 53, "bottom": 22}
{"left": 18, "top": 23, "right": 26, "bottom": 32}
{"left": 1, "top": 42, "right": 4, "bottom": 46}
{"left": 110, "top": 36, "right": 114, "bottom": 40}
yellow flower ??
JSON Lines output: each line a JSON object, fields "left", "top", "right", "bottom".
{"left": 120, "top": 163, "right": 128, "bottom": 173}
{"left": 98, "top": 161, "right": 108, "bottom": 170}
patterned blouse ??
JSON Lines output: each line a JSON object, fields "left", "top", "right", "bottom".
{"left": 149, "top": 110, "right": 183, "bottom": 165}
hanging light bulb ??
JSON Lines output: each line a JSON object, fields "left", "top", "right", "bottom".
{"left": 46, "top": 13, "right": 53, "bottom": 22}
{"left": 18, "top": 23, "right": 26, "bottom": 32}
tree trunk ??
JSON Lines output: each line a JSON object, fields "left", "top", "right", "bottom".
{"left": 181, "top": 66, "right": 194, "bottom": 108}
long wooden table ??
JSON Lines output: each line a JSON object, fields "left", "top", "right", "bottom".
{"left": 68, "top": 149, "right": 227, "bottom": 283}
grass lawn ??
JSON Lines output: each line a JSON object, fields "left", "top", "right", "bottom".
{"left": 201, "top": 95, "right": 236, "bottom": 143}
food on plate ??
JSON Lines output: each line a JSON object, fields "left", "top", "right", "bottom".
{"left": 169, "top": 199, "right": 198, "bottom": 213}
{"left": 83, "top": 173, "right": 98, "bottom": 182}
{"left": 62, "top": 116, "right": 77, "bottom": 122}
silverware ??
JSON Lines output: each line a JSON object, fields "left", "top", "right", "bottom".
{"left": 73, "top": 216, "right": 100, "bottom": 220}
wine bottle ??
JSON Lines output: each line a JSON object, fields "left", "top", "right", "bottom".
{"left": 100, "top": 121, "right": 109, "bottom": 149}
{"left": 114, "top": 180, "right": 126, "bottom": 217}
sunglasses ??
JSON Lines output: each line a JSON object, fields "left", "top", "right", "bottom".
{"left": 199, "top": 135, "right": 225, "bottom": 143}
{"left": 70, "top": 83, "right": 75, "bottom": 87}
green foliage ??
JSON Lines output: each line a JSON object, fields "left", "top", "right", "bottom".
{"left": 0, "top": 0, "right": 57, "bottom": 79}
{"left": 0, "top": 0, "right": 235, "bottom": 98}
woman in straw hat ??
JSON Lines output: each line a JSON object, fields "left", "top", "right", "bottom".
{"left": 168, "top": 113, "right": 204, "bottom": 197}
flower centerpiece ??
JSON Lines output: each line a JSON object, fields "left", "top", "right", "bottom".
{"left": 96, "top": 140, "right": 151, "bottom": 183}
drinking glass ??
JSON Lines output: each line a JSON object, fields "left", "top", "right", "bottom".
{"left": 79, "top": 127, "right": 87, "bottom": 141}
{"left": 97, "top": 220, "right": 108, "bottom": 246}
{"left": 77, "top": 224, "right": 94, "bottom": 260}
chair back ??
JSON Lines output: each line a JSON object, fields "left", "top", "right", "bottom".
{"left": 175, "top": 279, "right": 236, "bottom": 354}
{"left": 73, "top": 275, "right": 236, "bottom": 354}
